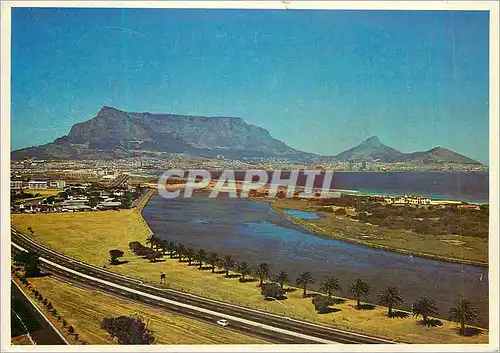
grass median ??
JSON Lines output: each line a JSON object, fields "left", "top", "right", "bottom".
{"left": 11, "top": 211, "right": 488, "bottom": 344}
{"left": 19, "top": 276, "right": 266, "bottom": 344}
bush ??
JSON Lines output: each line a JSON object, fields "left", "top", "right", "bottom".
{"left": 261, "top": 283, "right": 285, "bottom": 300}
{"left": 312, "top": 295, "right": 334, "bottom": 313}
{"left": 101, "top": 315, "right": 155, "bottom": 344}
{"left": 129, "top": 241, "right": 143, "bottom": 252}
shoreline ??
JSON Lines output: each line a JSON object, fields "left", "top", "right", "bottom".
{"left": 270, "top": 205, "right": 488, "bottom": 268}
{"left": 139, "top": 190, "right": 487, "bottom": 268}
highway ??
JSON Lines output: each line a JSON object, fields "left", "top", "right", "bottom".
{"left": 108, "top": 174, "right": 129, "bottom": 188}
{"left": 11, "top": 228, "right": 396, "bottom": 345}
{"left": 11, "top": 280, "right": 69, "bottom": 345}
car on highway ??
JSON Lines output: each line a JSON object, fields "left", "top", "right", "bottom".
{"left": 216, "top": 319, "right": 229, "bottom": 327}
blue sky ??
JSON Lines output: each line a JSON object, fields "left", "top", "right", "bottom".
{"left": 11, "top": 8, "right": 489, "bottom": 163}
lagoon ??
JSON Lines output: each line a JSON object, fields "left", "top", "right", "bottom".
{"left": 142, "top": 193, "right": 488, "bottom": 327}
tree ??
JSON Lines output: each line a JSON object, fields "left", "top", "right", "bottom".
{"left": 412, "top": 297, "right": 439, "bottom": 325}
{"left": 176, "top": 244, "right": 187, "bottom": 262}
{"left": 129, "top": 241, "right": 142, "bottom": 252}
{"left": 220, "top": 255, "right": 235, "bottom": 277}
{"left": 14, "top": 251, "right": 41, "bottom": 277}
{"left": 254, "top": 263, "right": 271, "bottom": 287}
{"left": 68, "top": 326, "right": 75, "bottom": 335}
{"left": 135, "top": 246, "right": 152, "bottom": 257}
{"left": 349, "top": 278, "right": 370, "bottom": 307}
{"left": 320, "top": 277, "right": 342, "bottom": 298}
{"left": 101, "top": 315, "right": 155, "bottom": 344}
{"left": 207, "top": 253, "right": 219, "bottom": 273}
{"left": 27, "top": 227, "right": 34, "bottom": 236}
{"left": 377, "top": 286, "right": 403, "bottom": 317}
{"left": 156, "top": 239, "right": 169, "bottom": 255}
{"left": 146, "top": 234, "right": 160, "bottom": 249}
{"left": 237, "top": 262, "right": 252, "bottom": 282}
{"left": 47, "top": 302, "right": 53, "bottom": 310}
{"left": 185, "top": 248, "right": 196, "bottom": 266}
{"left": 261, "top": 283, "right": 285, "bottom": 300}
{"left": 196, "top": 249, "right": 207, "bottom": 269}
{"left": 312, "top": 295, "right": 332, "bottom": 313}
{"left": 166, "top": 242, "right": 177, "bottom": 258}
{"left": 449, "top": 299, "right": 478, "bottom": 335}
{"left": 275, "top": 270, "right": 290, "bottom": 290}
{"left": 146, "top": 251, "right": 163, "bottom": 263}
{"left": 296, "top": 272, "right": 315, "bottom": 298}
{"left": 109, "top": 249, "right": 124, "bottom": 265}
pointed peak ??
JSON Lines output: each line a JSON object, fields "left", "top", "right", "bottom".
{"left": 362, "top": 136, "right": 383, "bottom": 146}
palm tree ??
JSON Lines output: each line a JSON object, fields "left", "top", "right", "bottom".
{"left": 157, "top": 239, "right": 169, "bottom": 254}
{"left": 254, "top": 263, "right": 271, "bottom": 287}
{"left": 185, "top": 247, "right": 196, "bottom": 265}
{"left": 275, "top": 270, "right": 290, "bottom": 290}
{"left": 220, "top": 255, "right": 235, "bottom": 277}
{"left": 207, "top": 252, "right": 219, "bottom": 273}
{"left": 377, "top": 286, "right": 403, "bottom": 317}
{"left": 349, "top": 278, "right": 370, "bottom": 307}
{"left": 237, "top": 262, "right": 252, "bottom": 282}
{"left": 449, "top": 299, "right": 478, "bottom": 335}
{"left": 176, "top": 244, "right": 187, "bottom": 262}
{"left": 167, "top": 242, "right": 177, "bottom": 258}
{"left": 296, "top": 272, "right": 315, "bottom": 298}
{"left": 320, "top": 276, "right": 342, "bottom": 298}
{"left": 146, "top": 234, "right": 160, "bottom": 249}
{"left": 196, "top": 249, "right": 207, "bottom": 269}
{"left": 412, "top": 297, "right": 438, "bottom": 325}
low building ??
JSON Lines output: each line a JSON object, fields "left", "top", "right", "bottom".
{"left": 98, "top": 201, "right": 122, "bottom": 210}
{"left": 48, "top": 180, "right": 66, "bottom": 189}
{"left": 28, "top": 180, "right": 48, "bottom": 189}
{"left": 384, "top": 195, "right": 431, "bottom": 205}
{"left": 457, "top": 204, "right": 481, "bottom": 211}
{"left": 62, "top": 204, "right": 91, "bottom": 212}
{"left": 11, "top": 180, "right": 23, "bottom": 190}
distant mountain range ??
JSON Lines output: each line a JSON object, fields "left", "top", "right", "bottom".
{"left": 11, "top": 106, "right": 481, "bottom": 165}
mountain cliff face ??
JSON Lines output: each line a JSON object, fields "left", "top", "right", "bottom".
{"left": 11, "top": 107, "right": 482, "bottom": 165}
{"left": 12, "top": 106, "right": 314, "bottom": 161}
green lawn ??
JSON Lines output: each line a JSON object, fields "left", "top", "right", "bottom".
{"left": 11, "top": 211, "right": 488, "bottom": 344}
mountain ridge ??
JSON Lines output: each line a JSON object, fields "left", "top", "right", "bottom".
{"left": 11, "top": 106, "right": 481, "bottom": 165}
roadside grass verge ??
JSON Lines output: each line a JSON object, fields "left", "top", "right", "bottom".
{"left": 19, "top": 275, "right": 268, "bottom": 344}
{"left": 11, "top": 212, "right": 488, "bottom": 344}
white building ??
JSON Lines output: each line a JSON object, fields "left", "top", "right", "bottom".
{"left": 28, "top": 180, "right": 48, "bottom": 189}
{"left": 10, "top": 180, "right": 23, "bottom": 190}
{"left": 48, "top": 180, "right": 66, "bottom": 189}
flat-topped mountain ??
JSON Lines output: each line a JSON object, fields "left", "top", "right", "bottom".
{"left": 11, "top": 107, "right": 482, "bottom": 165}
{"left": 11, "top": 106, "right": 315, "bottom": 161}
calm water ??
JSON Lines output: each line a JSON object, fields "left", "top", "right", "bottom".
{"left": 283, "top": 209, "right": 320, "bottom": 220}
{"left": 330, "top": 172, "right": 489, "bottom": 204}
{"left": 211, "top": 171, "right": 489, "bottom": 204}
{"left": 142, "top": 193, "right": 489, "bottom": 327}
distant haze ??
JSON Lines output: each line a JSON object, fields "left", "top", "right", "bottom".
{"left": 11, "top": 9, "right": 489, "bottom": 163}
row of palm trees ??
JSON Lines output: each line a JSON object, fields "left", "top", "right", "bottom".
{"left": 142, "top": 235, "right": 479, "bottom": 335}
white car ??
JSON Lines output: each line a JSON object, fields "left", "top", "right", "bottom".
{"left": 216, "top": 319, "right": 229, "bottom": 327}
